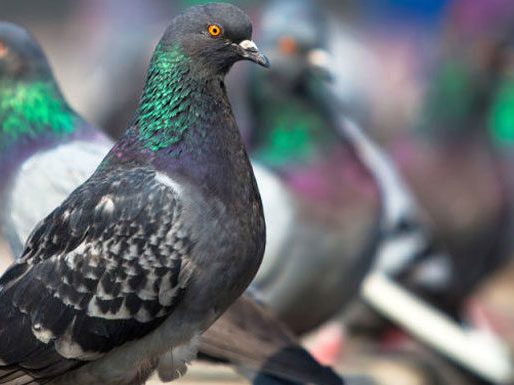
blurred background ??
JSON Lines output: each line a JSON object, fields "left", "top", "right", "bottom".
{"left": 3, "top": 0, "right": 514, "bottom": 384}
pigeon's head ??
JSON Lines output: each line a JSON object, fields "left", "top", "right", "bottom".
{"left": 159, "top": 3, "right": 269, "bottom": 76}
{"left": 0, "top": 22, "right": 52, "bottom": 82}
{"left": 259, "top": 0, "right": 331, "bottom": 88}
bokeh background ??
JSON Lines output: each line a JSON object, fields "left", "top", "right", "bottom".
{"left": 3, "top": 1, "right": 514, "bottom": 384}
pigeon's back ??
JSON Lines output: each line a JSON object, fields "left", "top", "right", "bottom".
{"left": 3, "top": 137, "right": 112, "bottom": 259}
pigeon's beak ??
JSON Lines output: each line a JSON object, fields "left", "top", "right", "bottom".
{"left": 307, "top": 49, "right": 333, "bottom": 81}
{"left": 237, "top": 40, "right": 270, "bottom": 68}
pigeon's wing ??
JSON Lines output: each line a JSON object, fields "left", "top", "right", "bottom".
{"left": 0, "top": 166, "right": 194, "bottom": 384}
{"left": 4, "top": 140, "right": 112, "bottom": 258}
{"left": 199, "top": 294, "right": 344, "bottom": 385}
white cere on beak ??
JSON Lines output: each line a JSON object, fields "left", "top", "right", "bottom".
{"left": 239, "top": 40, "right": 259, "bottom": 51}
{"left": 308, "top": 49, "right": 331, "bottom": 69}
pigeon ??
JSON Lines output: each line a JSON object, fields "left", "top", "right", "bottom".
{"left": 0, "top": 22, "right": 112, "bottom": 264}
{"left": 243, "top": 0, "right": 461, "bottom": 338}
{"left": 247, "top": 0, "right": 381, "bottom": 335}
{"left": 296, "top": 11, "right": 514, "bottom": 382}
{"left": 0, "top": 4, "right": 269, "bottom": 384}
{"left": 388, "top": 22, "right": 514, "bottom": 313}
{"left": 0, "top": 18, "right": 345, "bottom": 385}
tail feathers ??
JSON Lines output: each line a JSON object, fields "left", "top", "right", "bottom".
{"left": 201, "top": 338, "right": 343, "bottom": 385}
{"left": 0, "top": 366, "right": 37, "bottom": 385}
{"left": 252, "top": 372, "right": 303, "bottom": 385}
{"left": 200, "top": 296, "right": 343, "bottom": 385}
{"left": 0, "top": 366, "right": 24, "bottom": 382}
{"left": 0, "top": 349, "right": 80, "bottom": 385}
{"left": 257, "top": 347, "right": 344, "bottom": 385}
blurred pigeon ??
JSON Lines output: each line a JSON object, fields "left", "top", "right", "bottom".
{"left": 314, "top": 41, "right": 514, "bottom": 384}
{"left": 248, "top": 0, "right": 511, "bottom": 329}
{"left": 248, "top": 0, "right": 381, "bottom": 335}
{"left": 0, "top": 4, "right": 268, "bottom": 384}
{"left": 0, "top": 19, "right": 344, "bottom": 385}
{"left": 280, "top": 2, "right": 477, "bottom": 316}
{"left": 242, "top": 3, "right": 513, "bottom": 379}
{"left": 321, "top": 101, "right": 456, "bottom": 314}
{"left": 0, "top": 22, "right": 112, "bottom": 263}
{"left": 388, "top": 24, "right": 514, "bottom": 313}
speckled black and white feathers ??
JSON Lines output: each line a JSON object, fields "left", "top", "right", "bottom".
{"left": 0, "top": 165, "right": 193, "bottom": 383}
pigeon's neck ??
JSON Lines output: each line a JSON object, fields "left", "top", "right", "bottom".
{"left": 136, "top": 43, "right": 210, "bottom": 153}
{"left": 0, "top": 79, "right": 97, "bottom": 194}
{"left": 0, "top": 79, "right": 76, "bottom": 151}
{"left": 251, "top": 78, "right": 337, "bottom": 169}
{"left": 124, "top": 43, "right": 254, "bottom": 200}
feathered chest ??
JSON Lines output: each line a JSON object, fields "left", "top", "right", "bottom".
{"left": 173, "top": 163, "right": 265, "bottom": 271}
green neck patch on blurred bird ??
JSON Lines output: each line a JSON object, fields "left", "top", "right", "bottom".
{"left": 252, "top": 92, "right": 334, "bottom": 168}
{"left": 137, "top": 43, "right": 200, "bottom": 152}
{"left": 0, "top": 80, "right": 74, "bottom": 147}
{"left": 489, "top": 77, "right": 514, "bottom": 146}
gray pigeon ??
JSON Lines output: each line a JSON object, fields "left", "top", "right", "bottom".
{"left": 0, "top": 17, "right": 344, "bottom": 385}
{"left": 246, "top": 0, "right": 454, "bottom": 333}
{"left": 247, "top": 0, "right": 381, "bottom": 334}
{"left": 0, "top": 4, "right": 268, "bottom": 384}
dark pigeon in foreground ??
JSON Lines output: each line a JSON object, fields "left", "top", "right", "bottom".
{"left": 0, "top": 18, "right": 344, "bottom": 385}
{"left": 0, "top": 4, "right": 268, "bottom": 384}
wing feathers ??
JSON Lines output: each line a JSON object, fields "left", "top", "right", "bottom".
{"left": 0, "top": 166, "right": 193, "bottom": 382}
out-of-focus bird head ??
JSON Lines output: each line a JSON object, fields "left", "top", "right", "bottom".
{"left": 258, "top": 0, "right": 331, "bottom": 89}
{"left": 158, "top": 3, "right": 269, "bottom": 78}
{"left": 0, "top": 22, "right": 52, "bottom": 82}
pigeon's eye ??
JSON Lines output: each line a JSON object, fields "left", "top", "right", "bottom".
{"left": 207, "top": 24, "right": 222, "bottom": 38}
{"left": 278, "top": 36, "right": 298, "bottom": 55}
{"left": 0, "top": 41, "right": 8, "bottom": 58}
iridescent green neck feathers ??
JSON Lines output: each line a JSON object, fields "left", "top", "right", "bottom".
{"left": 0, "top": 80, "right": 74, "bottom": 148}
{"left": 137, "top": 43, "right": 201, "bottom": 152}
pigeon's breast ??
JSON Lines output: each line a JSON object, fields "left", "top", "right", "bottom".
{"left": 171, "top": 171, "right": 265, "bottom": 318}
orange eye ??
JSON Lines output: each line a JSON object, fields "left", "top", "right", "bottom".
{"left": 278, "top": 36, "right": 298, "bottom": 55}
{"left": 208, "top": 24, "right": 222, "bottom": 37}
{"left": 0, "top": 41, "right": 8, "bottom": 58}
